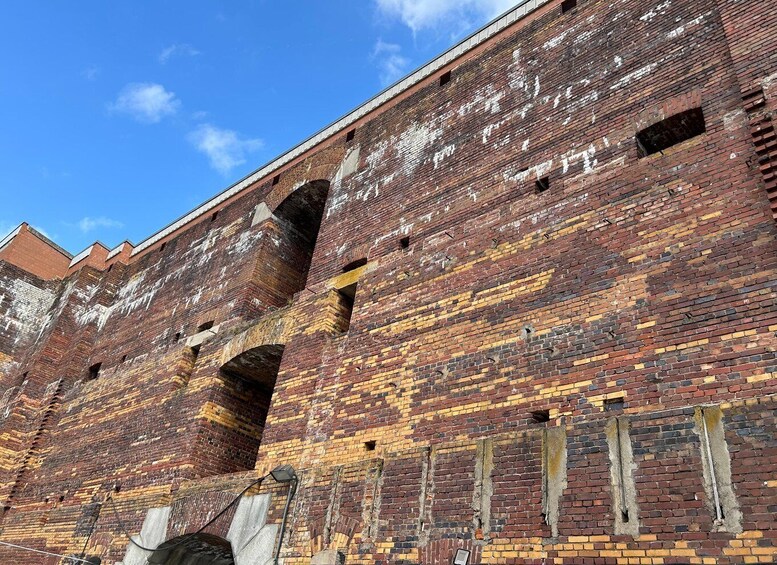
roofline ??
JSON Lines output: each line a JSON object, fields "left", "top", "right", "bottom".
{"left": 0, "top": 223, "right": 73, "bottom": 259}
{"left": 130, "top": 0, "right": 550, "bottom": 258}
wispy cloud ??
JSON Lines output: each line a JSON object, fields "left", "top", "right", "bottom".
{"left": 77, "top": 216, "right": 124, "bottom": 233}
{"left": 375, "top": 0, "right": 516, "bottom": 33}
{"left": 158, "top": 43, "right": 201, "bottom": 64}
{"left": 372, "top": 40, "right": 411, "bottom": 86}
{"left": 188, "top": 124, "right": 263, "bottom": 175}
{"left": 110, "top": 83, "right": 181, "bottom": 124}
{"left": 82, "top": 66, "right": 100, "bottom": 81}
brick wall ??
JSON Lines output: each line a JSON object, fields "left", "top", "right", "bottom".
{"left": 0, "top": 0, "right": 775, "bottom": 563}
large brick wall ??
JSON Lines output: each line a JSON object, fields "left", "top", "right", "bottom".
{"left": 0, "top": 0, "right": 775, "bottom": 563}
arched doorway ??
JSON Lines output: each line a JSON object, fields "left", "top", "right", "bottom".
{"left": 148, "top": 532, "right": 235, "bottom": 564}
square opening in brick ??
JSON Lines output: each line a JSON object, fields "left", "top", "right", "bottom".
{"left": 88, "top": 362, "right": 102, "bottom": 381}
{"left": 272, "top": 174, "right": 281, "bottom": 186}
{"left": 535, "top": 177, "right": 550, "bottom": 193}
{"left": 364, "top": 440, "right": 376, "bottom": 451}
{"left": 561, "top": 0, "right": 577, "bottom": 13}
{"left": 439, "top": 70, "right": 451, "bottom": 86}
{"left": 343, "top": 258, "right": 368, "bottom": 272}
{"left": 210, "top": 211, "right": 219, "bottom": 222}
{"left": 400, "top": 236, "right": 410, "bottom": 249}
{"left": 604, "top": 397, "right": 625, "bottom": 411}
{"left": 346, "top": 129, "right": 356, "bottom": 142}
{"left": 636, "top": 107, "right": 706, "bottom": 157}
{"left": 531, "top": 409, "right": 550, "bottom": 423}
{"left": 197, "top": 320, "right": 214, "bottom": 332}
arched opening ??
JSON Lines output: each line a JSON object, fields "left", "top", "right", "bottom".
{"left": 195, "top": 344, "right": 285, "bottom": 473}
{"left": 148, "top": 533, "right": 235, "bottom": 565}
{"left": 260, "top": 180, "right": 329, "bottom": 308}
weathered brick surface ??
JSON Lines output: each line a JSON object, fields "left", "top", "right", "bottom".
{"left": 0, "top": 0, "right": 776, "bottom": 563}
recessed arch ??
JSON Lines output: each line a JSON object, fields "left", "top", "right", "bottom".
{"left": 254, "top": 179, "right": 330, "bottom": 309}
{"left": 148, "top": 532, "right": 235, "bottom": 565}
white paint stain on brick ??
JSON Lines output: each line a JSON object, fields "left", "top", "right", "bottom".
{"left": 433, "top": 144, "right": 456, "bottom": 170}
{"left": 1, "top": 278, "right": 57, "bottom": 346}
{"left": 639, "top": 0, "right": 671, "bottom": 22}
{"left": 610, "top": 62, "right": 659, "bottom": 90}
{"left": 666, "top": 13, "right": 709, "bottom": 39}
{"left": 544, "top": 28, "right": 572, "bottom": 50}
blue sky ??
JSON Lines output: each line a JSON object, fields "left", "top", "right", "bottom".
{"left": 0, "top": 0, "right": 516, "bottom": 254}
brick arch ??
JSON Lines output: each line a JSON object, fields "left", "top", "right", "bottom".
{"left": 219, "top": 311, "right": 299, "bottom": 367}
{"left": 265, "top": 145, "right": 346, "bottom": 211}
{"left": 307, "top": 514, "right": 360, "bottom": 557}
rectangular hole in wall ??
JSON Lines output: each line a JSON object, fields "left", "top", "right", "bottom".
{"left": 535, "top": 177, "right": 550, "bottom": 193}
{"left": 197, "top": 321, "right": 214, "bottom": 332}
{"left": 636, "top": 107, "right": 706, "bottom": 157}
{"left": 211, "top": 211, "right": 219, "bottom": 222}
{"left": 173, "top": 332, "right": 181, "bottom": 343}
{"left": 561, "top": 0, "right": 577, "bottom": 13}
{"left": 364, "top": 440, "right": 376, "bottom": 451}
{"left": 272, "top": 174, "right": 280, "bottom": 186}
{"left": 342, "top": 258, "right": 368, "bottom": 272}
{"left": 159, "top": 242, "right": 167, "bottom": 252}
{"left": 338, "top": 283, "right": 357, "bottom": 333}
{"left": 119, "top": 354, "right": 127, "bottom": 364}
{"left": 531, "top": 409, "right": 550, "bottom": 423}
{"left": 605, "top": 397, "right": 625, "bottom": 411}
{"left": 439, "top": 70, "right": 451, "bottom": 86}
{"left": 400, "top": 236, "right": 410, "bottom": 249}
{"left": 87, "top": 362, "right": 102, "bottom": 381}
{"left": 346, "top": 129, "right": 355, "bottom": 142}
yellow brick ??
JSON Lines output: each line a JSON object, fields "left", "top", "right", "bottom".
{"left": 636, "top": 320, "right": 656, "bottom": 329}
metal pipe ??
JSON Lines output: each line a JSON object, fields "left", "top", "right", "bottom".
{"left": 701, "top": 409, "right": 723, "bottom": 521}
{"left": 274, "top": 478, "right": 298, "bottom": 565}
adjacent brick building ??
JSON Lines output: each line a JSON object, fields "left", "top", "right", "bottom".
{"left": 0, "top": 0, "right": 775, "bottom": 563}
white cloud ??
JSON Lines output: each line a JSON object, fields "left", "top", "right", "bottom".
{"left": 188, "top": 124, "right": 263, "bottom": 175}
{"left": 375, "top": 0, "right": 516, "bottom": 33}
{"left": 77, "top": 217, "right": 124, "bottom": 233}
{"left": 110, "top": 83, "right": 181, "bottom": 123}
{"left": 159, "top": 43, "right": 201, "bottom": 64}
{"left": 372, "top": 40, "right": 411, "bottom": 86}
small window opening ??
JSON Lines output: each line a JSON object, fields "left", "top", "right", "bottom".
{"left": 173, "top": 332, "right": 181, "bottom": 343}
{"left": 439, "top": 70, "right": 451, "bottom": 86}
{"left": 346, "top": 129, "right": 356, "bottom": 142}
{"left": 338, "top": 283, "right": 357, "bottom": 333}
{"left": 364, "top": 440, "right": 376, "bottom": 451}
{"left": 605, "top": 397, "right": 625, "bottom": 411}
{"left": 119, "top": 354, "right": 127, "bottom": 364}
{"left": 272, "top": 174, "right": 280, "bottom": 186}
{"left": 400, "top": 236, "right": 410, "bottom": 249}
{"left": 342, "top": 257, "right": 368, "bottom": 272}
{"left": 211, "top": 211, "right": 219, "bottom": 222}
{"left": 159, "top": 242, "right": 167, "bottom": 252}
{"left": 535, "top": 177, "right": 550, "bottom": 193}
{"left": 561, "top": 0, "right": 577, "bottom": 13}
{"left": 197, "top": 321, "right": 215, "bottom": 332}
{"left": 531, "top": 409, "right": 550, "bottom": 423}
{"left": 87, "top": 362, "right": 102, "bottom": 381}
{"left": 636, "top": 107, "right": 706, "bottom": 157}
